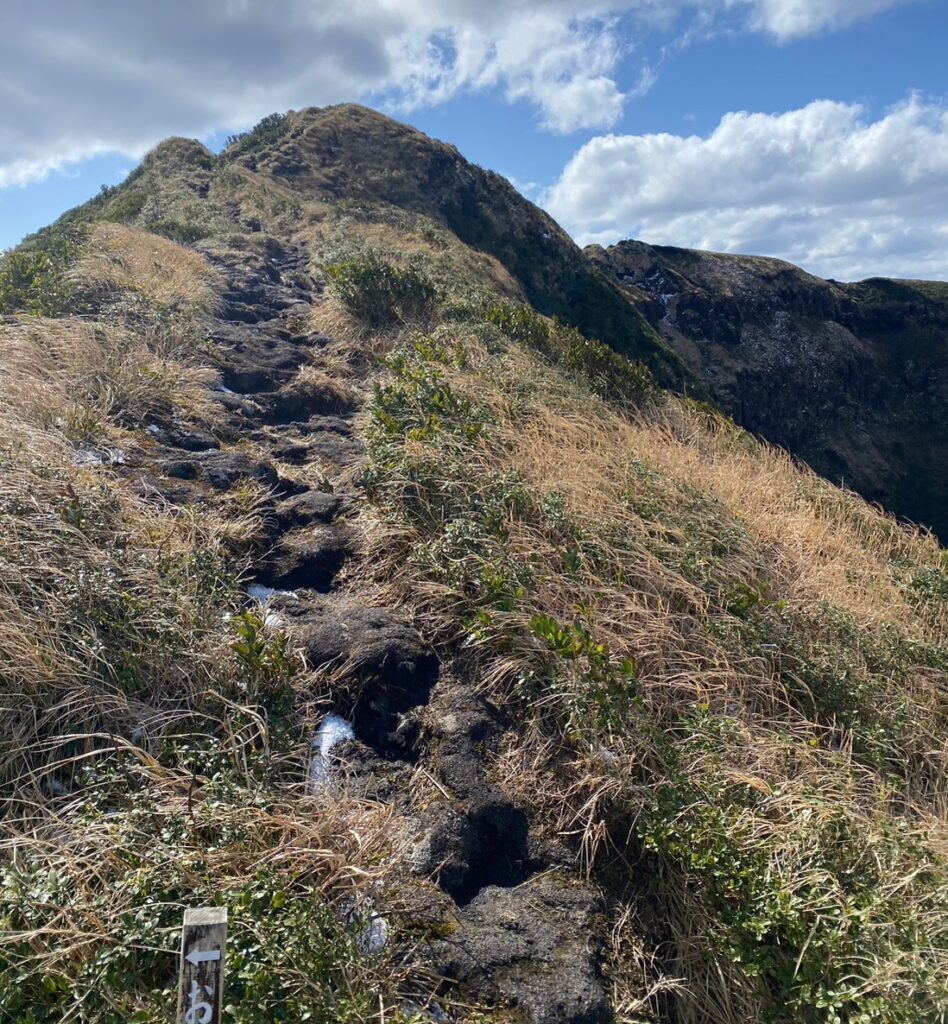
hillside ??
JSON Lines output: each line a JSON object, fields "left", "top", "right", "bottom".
{"left": 590, "top": 240, "right": 948, "bottom": 539}
{"left": 1, "top": 105, "right": 947, "bottom": 1024}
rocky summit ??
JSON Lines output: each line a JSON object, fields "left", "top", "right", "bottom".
{"left": 1, "top": 105, "right": 947, "bottom": 1024}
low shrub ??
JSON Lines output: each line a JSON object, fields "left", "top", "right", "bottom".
{"left": 0, "top": 228, "right": 82, "bottom": 316}
{"left": 359, "top": 324, "right": 948, "bottom": 1024}
{"left": 486, "top": 299, "right": 655, "bottom": 406}
{"left": 225, "top": 112, "right": 290, "bottom": 159}
{"left": 327, "top": 256, "right": 438, "bottom": 331}
{"left": 144, "top": 219, "right": 208, "bottom": 245}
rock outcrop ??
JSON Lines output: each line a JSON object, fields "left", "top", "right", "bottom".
{"left": 591, "top": 240, "right": 948, "bottom": 538}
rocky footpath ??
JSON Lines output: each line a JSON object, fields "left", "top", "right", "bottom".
{"left": 114, "top": 237, "right": 612, "bottom": 1023}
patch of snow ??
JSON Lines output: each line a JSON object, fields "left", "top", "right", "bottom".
{"left": 262, "top": 609, "right": 284, "bottom": 630}
{"left": 310, "top": 713, "right": 355, "bottom": 786}
{"left": 356, "top": 913, "right": 389, "bottom": 955}
{"left": 342, "top": 897, "right": 389, "bottom": 955}
{"left": 403, "top": 1003, "right": 450, "bottom": 1023}
{"left": 74, "top": 446, "right": 127, "bottom": 468}
{"left": 246, "top": 583, "right": 297, "bottom": 602}
{"left": 245, "top": 584, "right": 296, "bottom": 631}
{"left": 146, "top": 424, "right": 161, "bottom": 436}
{"left": 213, "top": 382, "right": 236, "bottom": 395}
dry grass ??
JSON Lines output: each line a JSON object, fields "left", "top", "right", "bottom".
{"left": 0, "top": 293, "right": 437, "bottom": 1021}
{"left": 0, "top": 315, "right": 219, "bottom": 443}
{"left": 73, "top": 222, "right": 222, "bottom": 310}
{"left": 357, "top": 326, "right": 948, "bottom": 1024}
{"left": 305, "top": 203, "right": 524, "bottom": 300}
{"left": 505, "top": 389, "right": 942, "bottom": 639}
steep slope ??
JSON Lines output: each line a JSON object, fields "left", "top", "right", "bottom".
{"left": 0, "top": 107, "right": 947, "bottom": 1024}
{"left": 590, "top": 240, "right": 948, "bottom": 538}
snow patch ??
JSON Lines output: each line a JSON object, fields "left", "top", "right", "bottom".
{"left": 356, "top": 913, "right": 389, "bottom": 955}
{"left": 262, "top": 610, "right": 284, "bottom": 629}
{"left": 310, "top": 713, "right": 355, "bottom": 786}
{"left": 342, "top": 898, "right": 389, "bottom": 955}
{"left": 74, "top": 446, "right": 127, "bottom": 468}
{"left": 246, "top": 583, "right": 297, "bottom": 602}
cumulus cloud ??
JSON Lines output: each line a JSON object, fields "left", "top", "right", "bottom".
{"left": 544, "top": 95, "right": 948, "bottom": 280}
{"left": 0, "top": 0, "right": 914, "bottom": 188}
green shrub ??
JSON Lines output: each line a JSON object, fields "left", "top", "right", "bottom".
{"left": 486, "top": 300, "right": 655, "bottom": 406}
{"left": 327, "top": 256, "right": 438, "bottom": 330}
{"left": 143, "top": 219, "right": 208, "bottom": 244}
{"left": 360, "top": 323, "right": 948, "bottom": 1024}
{"left": 639, "top": 711, "right": 948, "bottom": 1024}
{"left": 0, "top": 229, "right": 82, "bottom": 316}
{"left": 225, "top": 112, "right": 290, "bottom": 159}
{"left": 0, "top": 786, "right": 393, "bottom": 1024}
{"left": 103, "top": 189, "right": 148, "bottom": 224}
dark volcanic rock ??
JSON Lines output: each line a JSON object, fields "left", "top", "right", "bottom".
{"left": 431, "top": 877, "right": 611, "bottom": 1024}
{"left": 257, "top": 525, "right": 356, "bottom": 591}
{"left": 258, "top": 380, "right": 359, "bottom": 424}
{"left": 150, "top": 425, "right": 220, "bottom": 452}
{"left": 192, "top": 450, "right": 282, "bottom": 491}
{"left": 409, "top": 681, "right": 530, "bottom": 903}
{"left": 591, "top": 239, "right": 948, "bottom": 539}
{"left": 283, "top": 596, "right": 439, "bottom": 757}
{"left": 275, "top": 490, "right": 343, "bottom": 528}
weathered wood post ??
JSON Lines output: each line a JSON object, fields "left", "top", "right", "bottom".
{"left": 176, "top": 907, "right": 227, "bottom": 1024}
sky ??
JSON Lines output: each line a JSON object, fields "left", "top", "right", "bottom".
{"left": 1, "top": 0, "right": 946, "bottom": 281}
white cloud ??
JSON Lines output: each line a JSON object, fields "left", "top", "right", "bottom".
{"left": 0, "top": 0, "right": 916, "bottom": 187}
{"left": 545, "top": 95, "right": 948, "bottom": 280}
{"left": 739, "top": 0, "right": 907, "bottom": 40}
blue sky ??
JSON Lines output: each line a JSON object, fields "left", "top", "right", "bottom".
{"left": 2, "top": 0, "right": 946, "bottom": 280}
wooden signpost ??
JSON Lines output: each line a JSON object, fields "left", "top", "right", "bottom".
{"left": 176, "top": 907, "right": 227, "bottom": 1024}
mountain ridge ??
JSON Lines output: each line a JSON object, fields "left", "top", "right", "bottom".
{"left": 16, "top": 103, "right": 947, "bottom": 537}
{"left": 1, "top": 103, "right": 947, "bottom": 1024}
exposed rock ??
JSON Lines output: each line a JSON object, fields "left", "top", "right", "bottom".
{"left": 430, "top": 876, "right": 612, "bottom": 1024}
{"left": 592, "top": 239, "right": 948, "bottom": 539}
{"left": 257, "top": 524, "right": 356, "bottom": 591}
{"left": 156, "top": 426, "right": 220, "bottom": 452}
{"left": 275, "top": 489, "right": 343, "bottom": 528}
{"left": 258, "top": 379, "right": 359, "bottom": 424}
{"left": 191, "top": 450, "right": 283, "bottom": 491}
{"left": 283, "top": 596, "right": 439, "bottom": 757}
{"left": 407, "top": 681, "right": 530, "bottom": 902}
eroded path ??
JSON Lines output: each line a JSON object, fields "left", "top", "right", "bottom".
{"left": 126, "top": 237, "right": 613, "bottom": 1024}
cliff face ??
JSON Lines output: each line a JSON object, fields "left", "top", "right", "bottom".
{"left": 590, "top": 240, "right": 948, "bottom": 538}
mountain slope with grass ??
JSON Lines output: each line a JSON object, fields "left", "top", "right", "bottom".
{"left": 590, "top": 239, "right": 948, "bottom": 539}
{"left": 1, "top": 105, "right": 947, "bottom": 1024}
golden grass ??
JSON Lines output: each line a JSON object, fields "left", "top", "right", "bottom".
{"left": 305, "top": 203, "right": 524, "bottom": 300}
{"left": 356, "top": 327, "right": 948, "bottom": 1024}
{"left": 507, "top": 389, "right": 942, "bottom": 639}
{"left": 0, "top": 315, "right": 219, "bottom": 442}
{"left": 0, "top": 268, "right": 441, "bottom": 1022}
{"left": 73, "top": 222, "right": 222, "bottom": 310}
